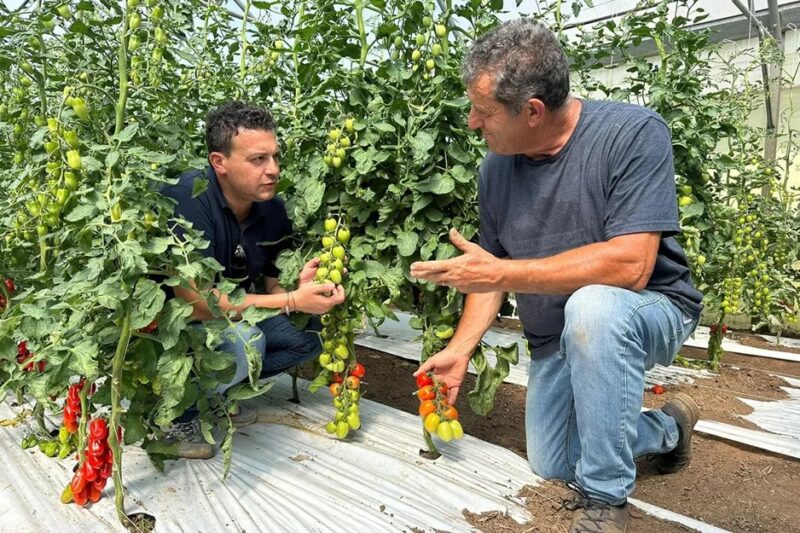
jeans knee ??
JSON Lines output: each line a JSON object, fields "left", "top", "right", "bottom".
{"left": 563, "top": 285, "right": 630, "bottom": 350}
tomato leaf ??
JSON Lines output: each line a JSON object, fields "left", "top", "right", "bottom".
{"left": 467, "top": 342, "right": 519, "bottom": 415}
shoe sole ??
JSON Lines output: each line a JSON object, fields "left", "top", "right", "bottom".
{"left": 670, "top": 392, "right": 700, "bottom": 428}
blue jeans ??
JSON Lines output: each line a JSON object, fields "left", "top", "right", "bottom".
{"left": 216, "top": 314, "right": 322, "bottom": 394}
{"left": 525, "top": 285, "right": 697, "bottom": 505}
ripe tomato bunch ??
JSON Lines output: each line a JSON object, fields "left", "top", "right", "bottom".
{"left": 62, "top": 417, "right": 117, "bottom": 506}
{"left": 416, "top": 372, "right": 464, "bottom": 442}
{"left": 63, "top": 380, "right": 91, "bottom": 434}
{"left": 314, "top": 216, "right": 364, "bottom": 438}
{"left": 0, "top": 277, "right": 14, "bottom": 311}
{"left": 17, "top": 340, "right": 46, "bottom": 372}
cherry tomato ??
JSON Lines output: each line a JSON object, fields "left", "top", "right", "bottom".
{"left": 329, "top": 383, "right": 342, "bottom": 396}
{"left": 651, "top": 384, "right": 665, "bottom": 395}
{"left": 419, "top": 400, "right": 436, "bottom": 418}
{"left": 442, "top": 405, "right": 458, "bottom": 420}
{"left": 424, "top": 412, "right": 441, "bottom": 432}
{"left": 416, "top": 372, "right": 433, "bottom": 388}
{"left": 350, "top": 363, "right": 365, "bottom": 378}
{"left": 436, "top": 420, "right": 453, "bottom": 442}
{"left": 417, "top": 385, "right": 435, "bottom": 401}
{"left": 345, "top": 376, "right": 360, "bottom": 390}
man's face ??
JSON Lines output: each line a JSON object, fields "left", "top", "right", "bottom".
{"left": 467, "top": 73, "right": 531, "bottom": 155}
{"left": 214, "top": 128, "right": 280, "bottom": 203}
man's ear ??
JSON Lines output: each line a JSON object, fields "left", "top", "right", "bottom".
{"left": 526, "top": 98, "right": 546, "bottom": 127}
{"left": 209, "top": 151, "right": 226, "bottom": 175}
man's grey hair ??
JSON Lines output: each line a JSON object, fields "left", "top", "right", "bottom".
{"left": 461, "top": 19, "right": 570, "bottom": 113}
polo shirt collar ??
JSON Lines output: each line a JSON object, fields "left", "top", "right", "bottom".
{"left": 206, "top": 165, "right": 270, "bottom": 222}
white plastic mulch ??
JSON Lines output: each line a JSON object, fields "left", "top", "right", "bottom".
{"left": 0, "top": 375, "right": 729, "bottom": 533}
{"left": 1, "top": 375, "right": 533, "bottom": 533}
{"left": 358, "top": 312, "right": 716, "bottom": 388}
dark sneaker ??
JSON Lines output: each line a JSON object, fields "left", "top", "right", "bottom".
{"left": 164, "top": 420, "right": 215, "bottom": 460}
{"left": 564, "top": 485, "right": 628, "bottom": 533}
{"left": 654, "top": 392, "right": 700, "bottom": 474}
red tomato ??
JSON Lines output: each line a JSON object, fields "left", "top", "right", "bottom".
{"left": 417, "top": 385, "right": 435, "bottom": 401}
{"left": 416, "top": 372, "right": 433, "bottom": 388}
{"left": 332, "top": 373, "right": 344, "bottom": 384}
{"left": 651, "top": 384, "right": 665, "bottom": 395}
{"left": 351, "top": 363, "right": 366, "bottom": 378}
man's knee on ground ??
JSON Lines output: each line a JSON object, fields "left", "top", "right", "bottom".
{"left": 562, "top": 285, "right": 623, "bottom": 348}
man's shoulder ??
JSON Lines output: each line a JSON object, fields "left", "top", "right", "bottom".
{"left": 583, "top": 99, "right": 666, "bottom": 128}
{"left": 162, "top": 168, "right": 207, "bottom": 197}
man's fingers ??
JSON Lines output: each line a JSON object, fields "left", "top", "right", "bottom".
{"left": 449, "top": 228, "right": 476, "bottom": 253}
{"left": 447, "top": 386, "right": 460, "bottom": 405}
{"left": 305, "top": 257, "right": 321, "bottom": 268}
{"left": 413, "top": 358, "right": 434, "bottom": 377}
{"left": 410, "top": 259, "right": 452, "bottom": 278}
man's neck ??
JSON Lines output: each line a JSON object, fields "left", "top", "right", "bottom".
{"left": 524, "top": 97, "right": 582, "bottom": 160}
{"left": 216, "top": 178, "right": 252, "bottom": 223}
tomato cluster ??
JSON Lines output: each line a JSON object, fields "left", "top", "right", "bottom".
{"left": 17, "top": 340, "right": 46, "bottom": 373}
{"left": 63, "top": 417, "right": 116, "bottom": 506}
{"left": 416, "top": 372, "right": 463, "bottom": 442}
{"left": 314, "top": 217, "right": 363, "bottom": 438}
{"left": 127, "top": 0, "right": 168, "bottom": 87}
{"left": 63, "top": 380, "right": 86, "bottom": 434}
{"left": 0, "top": 277, "right": 14, "bottom": 310}
{"left": 323, "top": 119, "right": 356, "bottom": 169}
{"left": 390, "top": 16, "right": 448, "bottom": 80}
{"left": 20, "top": 425, "right": 76, "bottom": 460}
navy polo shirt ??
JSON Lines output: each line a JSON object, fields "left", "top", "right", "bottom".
{"left": 162, "top": 166, "right": 292, "bottom": 291}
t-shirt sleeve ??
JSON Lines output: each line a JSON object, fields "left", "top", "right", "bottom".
{"left": 604, "top": 117, "right": 681, "bottom": 240}
{"left": 477, "top": 163, "right": 508, "bottom": 259}
{"left": 162, "top": 184, "right": 216, "bottom": 258}
{"left": 263, "top": 201, "right": 293, "bottom": 278}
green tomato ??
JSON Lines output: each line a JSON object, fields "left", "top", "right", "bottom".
{"left": 435, "top": 24, "right": 447, "bottom": 38}
{"left": 432, "top": 43, "right": 442, "bottom": 57}
{"left": 334, "top": 344, "right": 349, "bottom": 359}
{"left": 319, "top": 352, "right": 332, "bottom": 366}
{"left": 393, "top": 36, "right": 402, "bottom": 48}
{"left": 450, "top": 419, "right": 464, "bottom": 439}
{"left": 129, "top": 13, "right": 141, "bottom": 30}
{"left": 322, "top": 236, "right": 335, "bottom": 248}
{"left": 332, "top": 258, "right": 344, "bottom": 272}
{"left": 336, "top": 421, "right": 350, "bottom": 439}
{"left": 411, "top": 49, "right": 421, "bottom": 62}
{"left": 328, "top": 270, "right": 342, "bottom": 285}
{"left": 436, "top": 420, "right": 453, "bottom": 442}
{"left": 324, "top": 218, "right": 337, "bottom": 232}
{"left": 344, "top": 118, "right": 355, "bottom": 133}
{"left": 316, "top": 267, "right": 330, "bottom": 281}
{"left": 435, "top": 326, "right": 454, "bottom": 339}
{"left": 325, "top": 421, "right": 337, "bottom": 434}
{"left": 336, "top": 228, "right": 350, "bottom": 244}
{"left": 64, "top": 172, "right": 79, "bottom": 191}
{"left": 57, "top": 5, "right": 72, "bottom": 19}
{"left": 66, "top": 149, "right": 82, "bottom": 170}
{"left": 415, "top": 33, "right": 426, "bottom": 46}
{"left": 346, "top": 412, "right": 361, "bottom": 430}
{"left": 426, "top": 59, "right": 435, "bottom": 71}
{"left": 332, "top": 246, "right": 346, "bottom": 260}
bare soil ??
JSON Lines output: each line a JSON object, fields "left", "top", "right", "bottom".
{"left": 351, "top": 338, "right": 800, "bottom": 533}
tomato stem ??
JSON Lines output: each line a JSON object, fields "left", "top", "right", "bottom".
{"left": 109, "top": 310, "right": 132, "bottom": 525}
{"left": 422, "top": 423, "right": 439, "bottom": 457}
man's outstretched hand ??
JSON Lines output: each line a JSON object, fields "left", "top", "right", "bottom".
{"left": 410, "top": 228, "right": 500, "bottom": 293}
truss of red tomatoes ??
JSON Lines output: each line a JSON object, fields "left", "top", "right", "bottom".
{"left": 17, "top": 340, "right": 46, "bottom": 373}
{"left": 61, "top": 417, "right": 118, "bottom": 506}
{"left": 416, "top": 372, "right": 464, "bottom": 442}
{"left": 0, "top": 277, "right": 14, "bottom": 310}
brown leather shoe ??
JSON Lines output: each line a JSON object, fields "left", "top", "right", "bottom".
{"left": 653, "top": 392, "right": 700, "bottom": 474}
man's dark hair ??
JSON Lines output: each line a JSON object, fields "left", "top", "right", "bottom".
{"left": 205, "top": 101, "right": 276, "bottom": 155}
{"left": 461, "top": 19, "right": 570, "bottom": 113}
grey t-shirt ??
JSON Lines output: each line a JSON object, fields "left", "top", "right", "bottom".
{"left": 478, "top": 99, "right": 703, "bottom": 358}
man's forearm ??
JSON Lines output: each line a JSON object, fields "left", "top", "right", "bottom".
{"left": 448, "top": 291, "right": 505, "bottom": 358}
{"left": 175, "top": 285, "right": 291, "bottom": 321}
{"left": 497, "top": 234, "right": 659, "bottom": 295}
